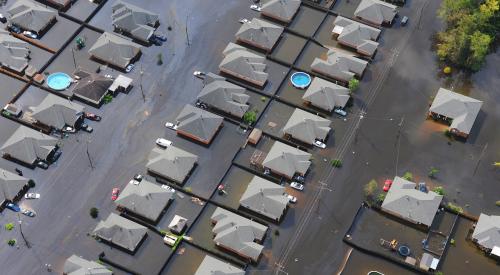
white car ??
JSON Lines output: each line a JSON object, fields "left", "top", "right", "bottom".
{"left": 125, "top": 63, "right": 135, "bottom": 73}
{"left": 286, "top": 194, "right": 297, "bottom": 203}
{"left": 250, "top": 4, "right": 262, "bottom": 11}
{"left": 313, "top": 140, "right": 326, "bottom": 149}
{"left": 239, "top": 18, "right": 250, "bottom": 24}
{"left": 161, "top": 184, "right": 176, "bottom": 193}
{"left": 165, "top": 122, "right": 178, "bottom": 130}
{"left": 334, "top": 108, "right": 347, "bottom": 117}
{"left": 129, "top": 174, "right": 143, "bottom": 185}
{"left": 22, "top": 31, "right": 38, "bottom": 39}
{"left": 290, "top": 182, "right": 304, "bottom": 191}
{"left": 156, "top": 138, "right": 172, "bottom": 148}
{"left": 62, "top": 126, "right": 76, "bottom": 133}
{"left": 24, "top": 193, "right": 40, "bottom": 199}
{"left": 193, "top": 71, "right": 205, "bottom": 78}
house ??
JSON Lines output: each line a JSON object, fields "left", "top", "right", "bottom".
{"left": 219, "top": 43, "right": 268, "bottom": 87}
{"left": 419, "top": 253, "right": 439, "bottom": 272}
{"left": 354, "top": 0, "right": 398, "bottom": 26}
{"left": 71, "top": 70, "right": 114, "bottom": 106}
{"left": 302, "top": 77, "right": 350, "bottom": 112}
{"left": 37, "top": 0, "right": 72, "bottom": 12}
{"left": 211, "top": 207, "right": 268, "bottom": 262}
{"left": 261, "top": 0, "right": 301, "bottom": 23}
{"left": 93, "top": 213, "right": 148, "bottom": 254}
{"left": 63, "top": 254, "right": 112, "bottom": 275}
{"left": 0, "top": 168, "right": 30, "bottom": 207}
{"left": 381, "top": 176, "right": 443, "bottom": 227}
{"left": 88, "top": 32, "right": 142, "bottom": 70}
{"left": 108, "top": 74, "right": 133, "bottom": 95}
{"left": 240, "top": 176, "right": 289, "bottom": 221}
{"left": 236, "top": 18, "right": 284, "bottom": 52}
{"left": 197, "top": 73, "right": 250, "bottom": 119}
{"left": 175, "top": 104, "right": 224, "bottom": 145}
{"left": 262, "top": 141, "right": 311, "bottom": 179}
{"left": 0, "top": 30, "right": 30, "bottom": 74}
{"left": 7, "top": 0, "right": 57, "bottom": 36}
{"left": 332, "top": 16, "right": 381, "bottom": 56}
{"left": 311, "top": 49, "right": 368, "bottom": 83}
{"left": 30, "top": 94, "right": 85, "bottom": 131}
{"left": 429, "top": 88, "right": 483, "bottom": 138}
{"left": 115, "top": 179, "right": 174, "bottom": 223}
{"left": 1, "top": 126, "right": 59, "bottom": 167}
{"left": 282, "top": 108, "right": 331, "bottom": 145}
{"left": 146, "top": 146, "right": 198, "bottom": 184}
{"left": 194, "top": 255, "right": 245, "bottom": 275}
{"left": 112, "top": 1, "right": 159, "bottom": 43}
{"left": 472, "top": 213, "right": 500, "bottom": 257}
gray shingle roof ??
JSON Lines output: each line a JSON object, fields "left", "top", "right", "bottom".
{"left": 72, "top": 70, "right": 114, "bottom": 105}
{"left": 0, "top": 30, "right": 30, "bottom": 73}
{"left": 219, "top": 43, "right": 268, "bottom": 87}
{"left": 63, "top": 255, "right": 112, "bottom": 275}
{"left": 429, "top": 88, "right": 483, "bottom": 135}
{"left": 261, "top": 0, "right": 301, "bottom": 23}
{"left": 333, "top": 16, "right": 380, "bottom": 56}
{"left": 381, "top": 177, "right": 443, "bottom": 227}
{"left": 302, "top": 77, "right": 350, "bottom": 111}
{"left": 311, "top": 49, "right": 368, "bottom": 82}
{"left": 240, "top": 176, "right": 288, "bottom": 221}
{"left": 89, "top": 32, "right": 141, "bottom": 69}
{"left": 354, "top": 0, "right": 398, "bottom": 25}
{"left": 146, "top": 146, "right": 198, "bottom": 184}
{"left": 195, "top": 255, "right": 245, "bottom": 275}
{"left": 176, "top": 104, "right": 224, "bottom": 144}
{"left": 472, "top": 213, "right": 500, "bottom": 250}
{"left": 7, "top": 0, "right": 56, "bottom": 33}
{"left": 197, "top": 73, "right": 250, "bottom": 118}
{"left": 115, "top": 179, "right": 174, "bottom": 222}
{"left": 112, "top": 1, "right": 159, "bottom": 42}
{"left": 0, "top": 168, "right": 29, "bottom": 203}
{"left": 236, "top": 18, "right": 283, "bottom": 51}
{"left": 282, "top": 108, "right": 331, "bottom": 144}
{"left": 211, "top": 207, "right": 268, "bottom": 262}
{"left": 30, "top": 94, "right": 85, "bottom": 129}
{"left": 0, "top": 125, "right": 58, "bottom": 165}
{"left": 262, "top": 141, "right": 311, "bottom": 178}
{"left": 93, "top": 213, "right": 147, "bottom": 252}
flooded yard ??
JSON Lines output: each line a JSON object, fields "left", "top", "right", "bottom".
{"left": 64, "top": 0, "right": 100, "bottom": 22}
{"left": 271, "top": 33, "right": 308, "bottom": 65}
{"left": 332, "top": 0, "right": 362, "bottom": 18}
{"left": 256, "top": 100, "right": 296, "bottom": 138}
{"left": 211, "top": 165, "right": 256, "bottom": 209}
{"left": 288, "top": 6, "right": 326, "bottom": 37}
{"left": 38, "top": 16, "right": 80, "bottom": 51}
{"left": 295, "top": 41, "right": 329, "bottom": 72}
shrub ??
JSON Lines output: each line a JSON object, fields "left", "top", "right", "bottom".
{"left": 495, "top": 201, "right": 500, "bottom": 207}
{"left": 330, "top": 159, "right": 342, "bottom": 168}
{"left": 402, "top": 172, "right": 413, "bottom": 181}
{"left": 364, "top": 180, "right": 378, "bottom": 199}
{"left": 376, "top": 193, "right": 386, "bottom": 204}
{"left": 7, "top": 239, "right": 16, "bottom": 246}
{"left": 103, "top": 94, "right": 113, "bottom": 104}
{"left": 450, "top": 238, "right": 456, "bottom": 246}
{"left": 447, "top": 202, "right": 464, "bottom": 214}
{"left": 185, "top": 187, "right": 193, "bottom": 193}
{"left": 243, "top": 110, "right": 257, "bottom": 125}
{"left": 90, "top": 207, "right": 99, "bottom": 219}
{"left": 428, "top": 167, "right": 439, "bottom": 178}
{"left": 159, "top": 230, "right": 168, "bottom": 236}
{"left": 443, "top": 66, "right": 452, "bottom": 74}
{"left": 28, "top": 180, "right": 35, "bottom": 188}
{"left": 348, "top": 78, "right": 359, "bottom": 92}
{"left": 260, "top": 96, "right": 267, "bottom": 102}
{"left": 433, "top": 186, "right": 445, "bottom": 196}
{"left": 157, "top": 53, "right": 163, "bottom": 65}
{"left": 4, "top": 223, "right": 14, "bottom": 231}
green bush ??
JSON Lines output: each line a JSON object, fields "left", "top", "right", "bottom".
{"left": 243, "top": 110, "right": 257, "bottom": 125}
{"left": 450, "top": 238, "right": 456, "bottom": 246}
{"left": 90, "top": 207, "right": 99, "bottom": 219}
{"left": 376, "top": 193, "right": 386, "bottom": 204}
{"left": 28, "top": 180, "right": 36, "bottom": 188}
{"left": 364, "top": 180, "right": 378, "bottom": 199}
{"left": 447, "top": 202, "right": 464, "bottom": 214}
{"left": 402, "top": 172, "right": 413, "bottom": 181}
{"left": 260, "top": 96, "right": 267, "bottom": 102}
{"left": 348, "top": 78, "right": 359, "bottom": 92}
{"left": 7, "top": 239, "right": 16, "bottom": 246}
{"left": 4, "top": 223, "right": 14, "bottom": 231}
{"left": 185, "top": 187, "right": 193, "bottom": 193}
{"left": 433, "top": 186, "right": 445, "bottom": 196}
{"left": 428, "top": 167, "right": 439, "bottom": 178}
{"left": 330, "top": 159, "right": 342, "bottom": 167}
{"left": 495, "top": 201, "right": 500, "bottom": 207}
{"left": 159, "top": 230, "right": 168, "bottom": 236}
{"left": 103, "top": 94, "right": 113, "bottom": 104}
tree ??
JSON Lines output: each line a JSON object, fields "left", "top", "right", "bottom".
{"left": 402, "top": 172, "right": 413, "bottom": 181}
{"left": 364, "top": 180, "right": 378, "bottom": 201}
{"left": 4, "top": 223, "right": 14, "bottom": 231}
{"left": 428, "top": 167, "right": 439, "bottom": 178}
{"left": 348, "top": 78, "right": 359, "bottom": 92}
{"left": 433, "top": 186, "right": 445, "bottom": 196}
{"left": 243, "top": 110, "right": 257, "bottom": 125}
{"left": 28, "top": 180, "right": 35, "bottom": 188}
{"left": 90, "top": 207, "right": 99, "bottom": 219}
{"left": 467, "top": 31, "right": 492, "bottom": 71}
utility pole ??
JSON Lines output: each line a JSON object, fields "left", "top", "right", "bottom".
{"left": 17, "top": 213, "right": 31, "bottom": 249}
{"left": 86, "top": 138, "right": 94, "bottom": 170}
{"left": 71, "top": 48, "right": 77, "bottom": 69}
{"left": 185, "top": 14, "right": 190, "bottom": 46}
{"left": 140, "top": 64, "right": 145, "bottom": 102}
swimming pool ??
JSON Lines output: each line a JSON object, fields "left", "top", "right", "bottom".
{"left": 47, "top": 72, "right": 72, "bottom": 90}
{"left": 291, "top": 72, "right": 312, "bottom": 89}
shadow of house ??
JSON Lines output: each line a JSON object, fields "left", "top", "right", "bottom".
{"left": 175, "top": 104, "right": 224, "bottom": 146}
{"left": 7, "top": 0, "right": 57, "bottom": 38}
{"left": 261, "top": 0, "right": 302, "bottom": 24}
{"left": 146, "top": 146, "right": 198, "bottom": 186}
{"left": 0, "top": 168, "right": 31, "bottom": 211}
{"left": 30, "top": 93, "right": 85, "bottom": 131}
{"left": 0, "top": 30, "right": 31, "bottom": 75}
{"left": 63, "top": 254, "right": 112, "bottom": 275}
{"left": 111, "top": 0, "right": 159, "bottom": 44}
{"left": 89, "top": 32, "right": 142, "bottom": 71}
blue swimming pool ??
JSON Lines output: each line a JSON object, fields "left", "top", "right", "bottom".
{"left": 291, "top": 72, "right": 312, "bottom": 89}
{"left": 47, "top": 72, "right": 72, "bottom": 90}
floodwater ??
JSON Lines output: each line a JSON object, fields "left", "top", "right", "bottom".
{"left": 295, "top": 41, "right": 329, "bottom": 72}
{"left": 341, "top": 249, "right": 418, "bottom": 275}
{"left": 64, "top": 0, "right": 100, "bottom": 22}
{"left": 256, "top": 100, "right": 296, "bottom": 138}
{"left": 161, "top": 243, "right": 231, "bottom": 275}
{"left": 288, "top": 6, "right": 326, "bottom": 37}
{"left": 271, "top": 33, "right": 308, "bottom": 65}
{"left": 211, "top": 165, "right": 256, "bottom": 209}
{"left": 332, "top": 0, "right": 363, "bottom": 18}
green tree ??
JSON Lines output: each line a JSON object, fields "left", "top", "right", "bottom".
{"left": 364, "top": 180, "right": 378, "bottom": 201}
{"left": 348, "top": 78, "right": 359, "bottom": 92}
{"left": 433, "top": 186, "right": 445, "bottom": 196}
{"left": 467, "top": 31, "right": 492, "bottom": 71}
{"left": 243, "top": 110, "right": 257, "bottom": 125}
{"left": 89, "top": 207, "right": 99, "bottom": 219}
{"left": 4, "top": 223, "right": 14, "bottom": 231}
{"left": 402, "top": 172, "right": 413, "bottom": 181}
{"left": 428, "top": 167, "right": 439, "bottom": 178}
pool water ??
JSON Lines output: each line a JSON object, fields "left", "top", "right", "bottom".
{"left": 291, "top": 72, "right": 312, "bottom": 89}
{"left": 47, "top": 73, "right": 72, "bottom": 90}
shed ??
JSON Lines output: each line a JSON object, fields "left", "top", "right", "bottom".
{"left": 248, "top": 128, "right": 262, "bottom": 145}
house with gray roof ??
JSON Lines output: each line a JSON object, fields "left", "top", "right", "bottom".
{"left": 211, "top": 207, "right": 268, "bottom": 262}
{"left": 240, "top": 176, "right": 289, "bottom": 221}
{"left": 146, "top": 146, "right": 198, "bottom": 184}
{"left": 63, "top": 254, "right": 112, "bottom": 275}
{"left": 429, "top": 88, "right": 483, "bottom": 138}
{"left": 261, "top": 0, "right": 301, "bottom": 23}
{"left": 381, "top": 176, "right": 443, "bottom": 227}
{"left": 236, "top": 18, "right": 284, "bottom": 52}
{"left": 194, "top": 255, "right": 245, "bottom": 275}
{"left": 72, "top": 70, "right": 114, "bottom": 106}
{"left": 354, "top": 0, "right": 398, "bottom": 26}
{"left": 282, "top": 108, "right": 331, "bottom": 145}
{"left": 93, "top": 213, "right": 148, "bottom": 253}
{"left": 197, "top": 73, "right": 250, "bottom": 119}
{"left": 89, "top": 32, "right": 142, "bottom": 70}
{"left": 219, "top": 43, "right": 268, "bottom": 87}
{"left": 175, "top": 104, "right": 224, "bottom": 145}
{"left": 7, "top": 0, "right": 57, "bottom": 36}
{"left": 472, "top": 213, "right": 500, "bottom": 255}
{"left": 38, "top": 0, "right": 72, "bottom": 12}
{"left": 0, "top": 30, "right": 31, "bottom": 74}
{"left": 30, "top": 94, "right": 85, "bottom": 131}
{"left": 0, "top": 168, "right": 30, "bottom": 206}
{"left": 112, "top": 1, "right": 159, "bottom": 42}
{"left": 333, "top": 16, "right": 381, "bottom": 56}
{"left": 302, "top": 77, "right": 350, "bottom": 111}
{"left": 311, "top": 49, "right": 368, "bottom": 83}
{"left": 115, "top": 179, "right": 174, "bottom": 223}
{"left": 262, "top": 141, "right": 311, "bottom": 179}
{"left": 1, "top": 125, "right": 59, "bottom": 167}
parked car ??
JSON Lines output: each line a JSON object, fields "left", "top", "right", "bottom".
{"left": 293, "top": 175, "right": 305, "bottom": 183}
{"left": 195, "top": 101, "right": 208, "bottom": 109}
{"left": 239, "top": 18, "right": 250, "bottom": 24}
{"left": 21, "top": 209, "right": 36, "bottom": 217}
{"left": 15, "top": 168, "right": 23, "bottom": 176}
{"left": 163, "top": 233, "right": 179, "bottom": 246}
{"left": 129, "top": 174, "right": 143, "bottom": 185}
{"left": 286, "top": 194, "right": 297, "bottom": 203}
{"left": 125, "top": 63, "right": 135, "bottom": 73}
{"left": 22, "top": 31, "right": 38, "bottom": 39}
{"left": 290, "top": 181, "right": 304, "bottom": 191}
{"left": 401, "top": 16, "right": 409, "bottom": 26}
{"left": 80, "top": 123, "right": 93, "bottom": 133}
{"left": 383, "top": 179, "right": 393, "bottom": 192}
{"left": 193, "top": 71, "right": 206, "bottom": 78}
{"left": 84, "top": 112, "right": 101, "bottom": 121}
{"left": 150, "top": 36, "right": 163, "bottom": 46}
{"left": 5, "top": 203, "right": 21, "bottom": 212}
{"left": 161, "top": 184, "right": 176, "bottom": 193}
{"left": 111, "top": 188, "right": 120, "bottom": 201}
{"left": 156, "top": 138, "right": 172, "bottom": 148}
{"left": 250, "top": 4, "right": 262, "bottom": 11}
{"left": 165, "top": 122, "right": 178, "bottom": 130}
{"left": 24, "top": 193, "right": 40, "bottom": 199}
{"left": 62, "top": 126, "right": 76, "bottom": 133}
{"left": 36, "top": 161, "right": 49, "bottom": 170}
{"left": 313, "top": 140, "right": 326, "bottom": 149}
{"left": 155, "top": 33, "right": 167, "bottom": 42}
{"left": 334, "top": 108, "right": 347, "bottom": 117}
{"left": 7, "top": 24, "right": 21, "bottom": 34}
{"left": 0, "top": 14, "right": 7, "bottom": 24}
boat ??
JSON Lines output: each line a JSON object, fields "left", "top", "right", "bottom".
{"left": 367, "top": 271, "right": 384, "bottom": 275}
